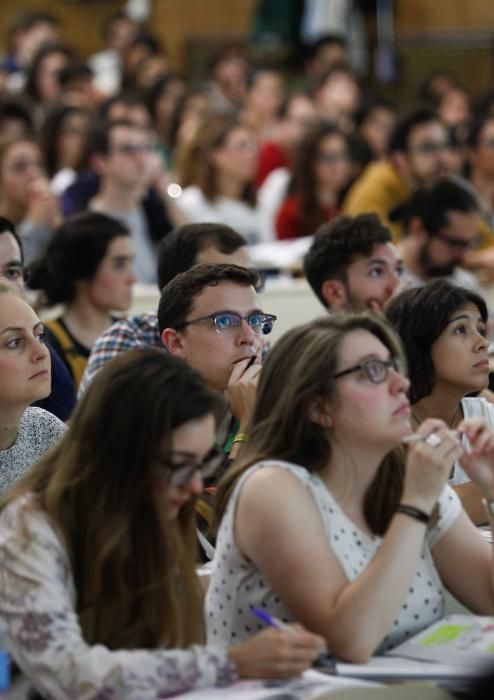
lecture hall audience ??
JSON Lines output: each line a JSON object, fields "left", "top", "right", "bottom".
{"left": 1, "top": 4, "right": 494, "bottom": 693}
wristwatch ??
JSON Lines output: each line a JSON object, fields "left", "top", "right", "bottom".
{"left": 482, "top": 497, "right": 494, "bottom": 519}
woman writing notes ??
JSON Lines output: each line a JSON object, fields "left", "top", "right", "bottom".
{"left": 209, "top": 314, "right": 494, "bottom": 662}
{"left": 386, "top": 280, "right": 493, "bottom": 524}
{"left": 0, "top": 350, "right": 322, "bottom": 698}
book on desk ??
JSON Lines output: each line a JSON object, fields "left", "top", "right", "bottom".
{"left": 330, "top": 615, "right": 494, "bottom": 686}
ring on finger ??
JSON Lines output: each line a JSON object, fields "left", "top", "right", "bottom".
{"left": 425, "top": 432, "right": 442, "bottom": 448}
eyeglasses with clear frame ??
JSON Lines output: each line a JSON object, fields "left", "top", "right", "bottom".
{"left": 175, "top": 311, "right": 277, "bottom": 336}
{"left": 157, "top": 446, "right": 225, "bottom": 487}
{"left": 333, "top": 357, "right": 405, "bottom": 384}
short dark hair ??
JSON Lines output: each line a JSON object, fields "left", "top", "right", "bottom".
{"left": 388, "top": 108, "right": 440, "bottom": 153}
{"left": 0, "top": 95, "right": 34, "bottom": 134}
{"left": 0, "top": 217, "right": 23, "bottom": 265}
{"left": 385, "top": 279, "right": 488, "bottom": 403}
{"left": 304, "top": 214, "right": 392, "bottom": 308}
{"left": 390, "top": 178, "right": 478, "bottom": 237}
{"left": 27, "top": 212, "right": 129, "bottom": 305}
{"left": 158, "top": 264, "right": 259, "bottom": 333}
{"left": 156, "top": 223, "right": 247, "bottom": 290}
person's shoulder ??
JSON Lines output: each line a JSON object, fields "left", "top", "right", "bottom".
{"left": 462, "top": 395, "right": 494, "bottom": 422}
{"left": 21, "top": 407, "right": 67, "bottom": 438}
{"left": 97, "top": 312, "right": 159, "bottom": 344}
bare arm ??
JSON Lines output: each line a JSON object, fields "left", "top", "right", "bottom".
{"left": 453, "top": 481, "right": 487, "bottom": 525}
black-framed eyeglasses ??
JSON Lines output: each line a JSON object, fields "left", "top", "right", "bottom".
{"left": 333, "top": 357, "right": 405, "bottom": 384}
{"left": 175, "top": 311, "right": 277, "bottom": 336}
{"left": 434, "top": 232, "right": 476, "bottom": 251}
{"left": 158, "top": 446, "right": 224, "bottom": 487}
{"left": 317, "top": 151, "right": 349, "bottom": 163}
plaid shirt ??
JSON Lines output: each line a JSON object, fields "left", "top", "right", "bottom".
{"left": 78, "top": 312, "right": 161, "bottom": 398}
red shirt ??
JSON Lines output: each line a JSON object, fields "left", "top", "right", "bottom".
{"left": 275, "top": 194, "right": 340, "bottom": 239}
{"left": 256, "top": 141, "right": 289, "bottom": 189}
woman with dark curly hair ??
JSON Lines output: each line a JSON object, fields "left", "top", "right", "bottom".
{"left": 386, "top": 279, "right": 492, "bottom": 524}
{"left": 275, "top": 122, "right": 352, "bottom": 239}
{"left": 27, "top": 211, "right": 135, "bottom": 390}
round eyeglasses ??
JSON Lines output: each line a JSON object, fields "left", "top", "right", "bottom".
{"left": 175, "top": 311, "right": 277, "bottom": 336}
{"left": 158, "top": 446, "right": 225, "bottom": 487}
{"left": 333, "top": 357, "right": 405, "bottom": 384}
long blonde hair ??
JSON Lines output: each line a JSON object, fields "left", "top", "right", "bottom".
{"left": 2, "top": 349, "right": 223, "bottom": 649}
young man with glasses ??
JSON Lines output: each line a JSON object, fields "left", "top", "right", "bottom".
{"left": 88, "top": 119, "right": 173, "bottom": 283}
{"left": 159, "top": 264, "right": 275, "bottom": 462}
{"left": 159, "top": 263, "right": 276, "bottom": 547}
{"left": 393, "top": 178, "right": 481, "bottom": 290}
{"left": 344, "top": 109, "right": 451, "bottom": 242}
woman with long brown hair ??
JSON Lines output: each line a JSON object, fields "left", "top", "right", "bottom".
{"left": 275, "top": 122, "right": 352, "bottom": 239}
{"left": 208, "top": 314, "right": 494, "bottom": 662}
{"left": 0, "top": 348, "right": 322, "bottom": 698}
{"left": 175, "top": 116, "right": 261, "bottom": 244}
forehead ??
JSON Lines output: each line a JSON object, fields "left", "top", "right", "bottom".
{"left": 103, "top": 235, "right": 133, "bottom": 256}
{"left": 408, "top": 121, "right": 446, "bottom": 146}
{"left": 109, "top": 125, "right": 149, "bottom": 144}
{"left": 0, "top": 294, "right": 38, "bottom": 327}
{"left": 0, "top": 233, "right": 22, "bottom": 265}
{"left": 346, "top": 242, "right": 399, "bottom": 271}
{"left": 188, "top": 281, "right": 258, "bottom": 316}
{"left": 441, "top": 210, "right": 479, "bottom": 239}
{"left": 3, "top": 141, "right": 40, "bottom": 164}
{"left": 337, "top": 328, "right": 390, "bottom": 366}
{"left": 448, "top": 302, "right": 483, "bottom": 321}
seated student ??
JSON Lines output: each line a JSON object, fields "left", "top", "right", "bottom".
{"left": 79, "top": 222, "right": 253, "bottom": 393}
{"left": 0, "top": 280, "right": 66, "bottom": 494}
{"left": 28, "top": 212, "right": 136, "bottom": 392}
{"left": 386, "top": 280, "right": 492, "bottom": 525}
{"left": 304, "top": 213, "right": 404, "bottom": 312}
{"left": 275, "top": 123, "right": 351, "bottom": 239}
{"left": 0, "top": 349, "right": 322, "bottom": 697}
{"left": 393, "top": 178, "right": 481, "bottom": 290}
{"left": 209, "top": 313, "right": 494, "bottom": 661}
{"left": 0, "top": 216, "right": 76, "bottom": 420}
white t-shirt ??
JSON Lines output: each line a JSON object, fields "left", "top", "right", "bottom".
{"left": 450, "top": 396, "right": 494, "bottom": 485}
{"left": 206, "top": 460, "right": 461, "bottom": 653}
{"left": 176, "top": 186, "right": 261, "bottom": 245}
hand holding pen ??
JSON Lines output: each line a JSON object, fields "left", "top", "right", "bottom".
{"left": 228, "top": 609, "right": 325, "bottom": 679}
{"left": 251, "top": 607, "right": 335, "bottom": 673}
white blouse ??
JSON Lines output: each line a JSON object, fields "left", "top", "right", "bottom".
{"left": 0, "top": 494, "right": 237, "bottom": 699}
{"left": 206, "top": 460, "right": 461, "bottom": 653}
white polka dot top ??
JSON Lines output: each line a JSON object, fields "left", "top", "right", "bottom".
{"left": 205, "top": 460, "right": 461, "bottom": 652}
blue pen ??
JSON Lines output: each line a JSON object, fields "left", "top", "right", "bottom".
{"left": 250, "top": 607, "right": 336, "bottom": 673}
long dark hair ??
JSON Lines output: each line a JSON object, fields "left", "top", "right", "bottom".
{"left": 287, "top": 122, "right": 348, "bottom": 234}
{"left": 1, "top": 349, "right": 224, "bottom": 649}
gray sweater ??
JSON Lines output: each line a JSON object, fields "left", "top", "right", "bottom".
{"left": 0, "top": 408, "right": 66, "bottom": 495}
